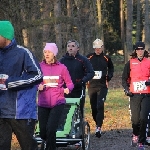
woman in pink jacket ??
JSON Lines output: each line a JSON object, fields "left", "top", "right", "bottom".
{"left": 37, "top": 43, "right": 74, "bottom": 150}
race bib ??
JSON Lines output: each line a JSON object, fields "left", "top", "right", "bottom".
{"left": 133, "top": 81, "right": 147, "bottom": 92}
{"left": 43, "top": 76, "right": 59, "bottom": 87}
{"left": 93, "top": 71, "right": 102, "bottom": 79}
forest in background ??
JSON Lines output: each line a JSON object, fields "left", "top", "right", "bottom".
{"left": 0, "top": 0, "right": 150, "bottom": 62}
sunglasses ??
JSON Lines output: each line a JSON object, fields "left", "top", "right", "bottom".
{"left": 136, "top": 48, "right": 144, "bottom": 50}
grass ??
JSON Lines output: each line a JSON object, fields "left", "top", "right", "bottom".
{"left": 85, "top": 88, "right": 131, "bottom": 133}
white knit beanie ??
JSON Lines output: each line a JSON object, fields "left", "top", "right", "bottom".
{"left": 93, "top": 39, "right": 103, "bottom": 48}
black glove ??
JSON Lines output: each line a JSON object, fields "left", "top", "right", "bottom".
{"left": 124, "top": 89, "right": 133, "bottom": 97}
{"left": 145, "top": 80, "right": 150, "bottom": 86}
{"left": 75, "top": 80, "right": 85, "bottom": 88}
{"left": 106, "top": 75, "right": 112, "bottom": 82}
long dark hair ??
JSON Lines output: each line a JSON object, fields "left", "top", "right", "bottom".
{"left": 130, "top": 50, "right": 149, "bottom": 58}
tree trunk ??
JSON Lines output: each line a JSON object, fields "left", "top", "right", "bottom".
{"left": 144, "top": 0, "right": 150, "bottom": 50}
{"left": 96, "top": 0, "right": 102, "bottom": 39}
{"left": 125, "top": 0, "right": 133, "bottom": 62}
{"left": 54, "top": 0, "right": 62, "bottom": 58}
{"left": 136, "top": 0, "right": 141, "bottom": 41}
{"left": 67, "top": 0, "right": 72, "bottom": 39}
{"left": 120, "top": 0, "right": 125, "bottom": 50}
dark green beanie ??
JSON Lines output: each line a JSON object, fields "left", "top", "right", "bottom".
{"left": 0, "top": 21, "right": 14, "bottom": 40}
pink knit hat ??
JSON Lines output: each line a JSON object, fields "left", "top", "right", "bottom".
{"left": 43, "top": 43, "right": 58, "bottom": 56}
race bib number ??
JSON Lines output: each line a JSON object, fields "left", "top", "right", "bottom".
{"left": 43, "top": 76, "right": 59, "bottom": 87}
{"left": 93, "top": 71, "right": 102, "bottom": 79}
{"left": 133, "top": 81, "right": 147, "bottom": 92}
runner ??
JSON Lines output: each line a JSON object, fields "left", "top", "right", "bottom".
{"left": 37, "top": 43, "right": 74, "bottom": 150}
{"left": 60, "top": 39, "right": 94, "bottom": 117}
{"left": 122, "top": 41, "right": 150, "bottom": 150}
{"left": 86, "top": 38, "right": 114, "bottom": 138}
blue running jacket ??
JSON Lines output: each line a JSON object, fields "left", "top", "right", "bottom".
{"left": 0, "top": 39, "right": 43, "bottom": 119}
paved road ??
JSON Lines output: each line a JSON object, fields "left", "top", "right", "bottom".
{"left": 57, "top": 129, "right": 150, "bottom": 150}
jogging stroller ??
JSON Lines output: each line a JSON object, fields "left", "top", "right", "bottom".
{"left": 34, "top": 97, "right": 90, "bottom": 150}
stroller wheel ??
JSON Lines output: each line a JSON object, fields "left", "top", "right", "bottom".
{"left": 82, "top": 121, "right": 90, "bottom": 150}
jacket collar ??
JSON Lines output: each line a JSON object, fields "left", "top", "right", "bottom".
{"left": 0, "top": 38, "right": 17, "bottom": 51}
{"left": 42, "top": 60, "right": 60, "bottom": 66}
{"left": 64, "top": 51, "right": 80, "bottom": 58}
{"left": 94, "top": 51, "right": 104, "bottom": 56}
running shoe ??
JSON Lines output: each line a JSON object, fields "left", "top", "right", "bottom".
{"left": 95, "top": 127, "right": 101, "bottom": 138}
{"left": 137, "top": 143, "right": 145, "bottom": 150}
{"left": 131, "top": 134, "right": 138, "bottom": 147}
{"left": 145, "top": 136, "right": 150, "bottom": 146}
{"left": 75, "top": 141, "right": 82, "bottom": 148}
{"left": 146, "top": 136, "right": 150, "bottom": 143}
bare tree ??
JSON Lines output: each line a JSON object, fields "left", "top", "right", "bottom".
{"left": 54, "top": 0, "right": 62, "bottom": 58}
{"left": 120, "top": 0, "right": 125, "bottom": 50}
{"left": 125, "top": 0, "right": 133, "bottom": 62}
{"left": 1, "top": 0, "right": 124, "bottom": 59}
{"left": 143, "top": 0, "right": 150, "bottom": 50}
{"left": 135, "top": 0, "right": 141, "bottom": 42}
{"left": 96, "top": 0, "right": 103, "bottom": 39}
{"left": 73, "top": 0, "right": 95, "bottom": 54}
{"left": 42, "top": 0, "right": 51, "bottom": 44}
{"left": 66, "top": 0, "right": 72, "bottom": 41}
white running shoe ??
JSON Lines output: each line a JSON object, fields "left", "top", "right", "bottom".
{"left": 95, "top": 127, "right": 101, "bottom": 138}
{"left": 131, "top": 134, "right": 138, "bottom": 147}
